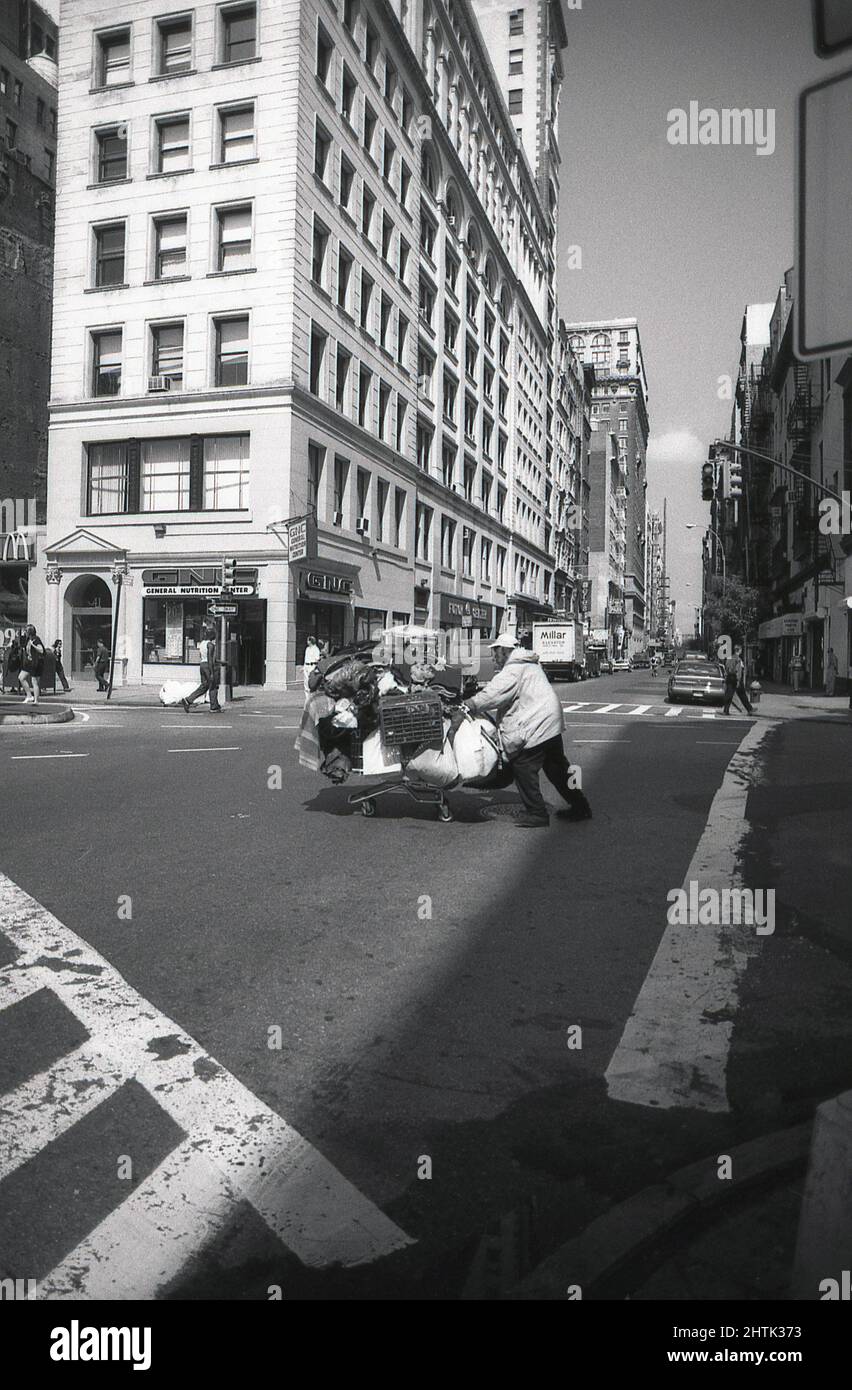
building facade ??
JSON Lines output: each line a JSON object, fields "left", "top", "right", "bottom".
{"left": 34, "top": 0, "right": 567, "bottom": 687}
{"left": 565, "top": 317, "right": 649, "bottom": 657}
{"left": 0, "top": 0, "right": 58, "bottom": 630}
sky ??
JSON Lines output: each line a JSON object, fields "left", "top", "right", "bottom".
{"left": 557, "top": 0, "right": 839, "bottom": 633}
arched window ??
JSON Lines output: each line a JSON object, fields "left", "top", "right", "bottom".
{"left": 500, "top": 285, "right": 512, "bottom": 320}
{"left": 466, "top": 219, "right": 482, "bottom": 266}
{"left": 445, "top": 183, "right": 462, "bottom": 228}
{"left": 483, "top": 255, "right": 497, "bottom": 297}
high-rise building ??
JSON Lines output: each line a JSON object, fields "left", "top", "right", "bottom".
{"left": 0, "top": 0, "right": 58, "bottom": 629}
{"left": 34, "top": 0, "right": 566, "bottom": 687}
{"left": 565, "top": 318, "right": 649, "bottom": 656}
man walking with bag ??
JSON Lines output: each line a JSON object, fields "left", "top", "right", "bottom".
{"left": 722, "top": 644, "right": 753, "bottom": 716}
{"left": 181, "top": 627, "right": 222, "bottom": 713}
{"left": 464, "top": 632, "right": 592, "bottom": 828}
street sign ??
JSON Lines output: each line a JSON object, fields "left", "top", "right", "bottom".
{"left": 208, "top": 602, "right": 238, "bottom": 617}
{"left": 795, "top": 65, "right": 852, "bottom": 357}
{"left": 812, "top": 0, "right": 852, "bottom": 58}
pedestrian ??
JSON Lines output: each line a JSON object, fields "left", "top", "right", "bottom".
{"left": 181, "top": 627, "right": 222, "bottom": 713}
{"left": 1, "top": 628, "right": 22, "bottom": 693}
{"left": 19, "top": 624, "right": 46, "bottom": 705}
{"left": 790, "top": 651, "right": 804, "bottom": 692}
{"left": 722, "top": 644, "right": 753, "bottom": 716}
{"left": 463, "top": 632, "right": 593, "bottom": 828}
{"left": 93, "top": 638, "right": 110, "bottom": 691}
{"left": 303, "top": 635, "right": 321, "bottom": 697}
{"left": 52, "top": 638, "right": 71, "bottom": 693}
{"left": 826, "top": 646, "right": 838, "bottom": 697}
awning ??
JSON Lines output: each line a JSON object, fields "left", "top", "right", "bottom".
{"left": 759, "top": 614, "right": 804, "bottom": 639}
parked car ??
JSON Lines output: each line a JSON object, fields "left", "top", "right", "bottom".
{"left": 611, "top": 658, "right": 632, "bottom": 672}
{"left": 631, "top": 653, "right": 651, "bottom": 669}
{"left": 598, "top": 657, "right": 613, "bottom": 675}
{"left": 667, "top": 659, "right": 726, "bottom": 705}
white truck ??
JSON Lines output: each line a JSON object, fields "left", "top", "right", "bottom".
{"left": 532, "top": 621, "right": 584, "bottom": 682}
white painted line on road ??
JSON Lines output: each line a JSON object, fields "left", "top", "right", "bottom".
{"left": 696, "top": 741, "right": 741, "bottom": 746}
{"left": 10, "top": 753, "right": 89, "bottom": 760}
{"left": 605, "top": 719, "right": 775, "bottom": 1114}
{"left": 574, "top": 739, "right": 630, "bottom": 744}
{"left": 592, "top": 703, "right": 622, "bottom": 714}
{"left": 665, "top": 706, "right": 683, "bottom": 717}
{"left": 561, "top": 702, "right": 590, "bottom": 712}
{"left": 626, "top": 705, "right": 652, "bottom": 715}
{"left": 274, "top": 725, "right": 300, "bottom": 730}
{"left": 0, "top": 1038, "right": 128, "bottom": 1182}
{"left": 167, "top": 746, "right": 240, "bottom": 753}
{"left": 160, "top": 724, "right": 234, "bottom": 729}
{"left": 0, "top": 873, "right": 412, "bottom": 1292}
{"left": 700, "top": 712, "right": 717, "bottom": 720}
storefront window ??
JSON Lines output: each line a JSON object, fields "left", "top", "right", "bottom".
{"left": 143, "top": 598, "right": 210, "bottom": 663}
{"left": 354, "top": 607, "right": 387, "bottom": 642}
{"left": 296, "top": 599, "right": 346, "bottom": 661}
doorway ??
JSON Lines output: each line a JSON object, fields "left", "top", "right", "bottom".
{"left": 65, "top": 575, "right": 113, "bottom": 679}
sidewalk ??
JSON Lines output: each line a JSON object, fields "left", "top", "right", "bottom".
{"left": 752, "top": 681, "right": 850, "bottom": 721}
{"left": 30, "top": 683, "right": 308, "bottom": 710}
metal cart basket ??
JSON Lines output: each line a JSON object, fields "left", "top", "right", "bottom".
{"left": 347, "top": 689, "right": 456, "bottom": 821}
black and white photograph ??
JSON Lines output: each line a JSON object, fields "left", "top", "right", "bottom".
{"left": 0, "top": 0, "right": 851, "bottom": 1353}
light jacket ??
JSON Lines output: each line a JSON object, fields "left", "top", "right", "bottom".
{"left": 466, "top": 649, "right": 564, "bottom": 756}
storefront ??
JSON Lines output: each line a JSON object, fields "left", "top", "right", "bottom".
{"left": 141, "top": 566, "right": 264, "bottom": 684}
{"left": 294, "top": 564, "right": 359, "bottom": 662}
{"left": 0, "top": 529, "right": 33, "bottom": 630}
{"left": 758, "top": 613, "right": 804, "bottom": 683}
{"left": 439, "top": 592, "right": 496, "bottom": 634}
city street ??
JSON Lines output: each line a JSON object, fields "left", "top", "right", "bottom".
{"left": 2, "top": 670, "right": 849, "bottom": 1299}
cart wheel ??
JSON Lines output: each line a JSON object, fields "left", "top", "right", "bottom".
{"left": 360, "top": 798, "right": 376, "bottom": 817}
{"left": 437, "top": 803, "right": 454, "bottom": 822}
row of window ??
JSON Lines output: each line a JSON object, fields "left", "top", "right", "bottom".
{"left": 0, "top": 69, "right": 57, "bottom": 130}
{"left": 3, "top": 115, "right": 55, "bottom": 180}
{"left": 314, "top": 131, "right": 413, "bottom": 294}
{"left": 313, "top": 220, "right": 410, "bottom": 363}
{"left": 86, "top": 434, "right": 249, "bottom": 515}
{"left": 316, "top": 15, "right": 414, "bottom": 149}
{"left": 91, "top": 102, "right": 256, "bottom": 185}
{"left": 89, "top": 202, "right": 253, "bottom": 290}
{"left": 88, "top": 316, "right": 249, "bottom": 398}
{"left": 92, "top": 5, "right": 256, "bottom": 89}
{"left": 308, "top": 324, "right": 409, "bottom": 453}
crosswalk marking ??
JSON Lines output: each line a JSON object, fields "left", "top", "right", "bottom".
{"left": 626, "top": 705, "right": 653, "bottom": 715}
{"left": 665, "top": 706, "right": 683, "bottom": 717}
{"left": 0, "top": 873, "right": 412, "bottom": 1296}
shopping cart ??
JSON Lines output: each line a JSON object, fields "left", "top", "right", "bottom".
{"left": 346, "top": 689, "right": 456, "bottom": 821}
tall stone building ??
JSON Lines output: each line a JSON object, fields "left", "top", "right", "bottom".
{"left": 34, "top": 0, "right": 566, "bottom": 686}
{"left": 0, "top": 0, "right": 58, "bottom": 628}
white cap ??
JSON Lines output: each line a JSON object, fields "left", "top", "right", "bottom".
{"left": 490, "top": 632, "right": 517, "bottom": 650}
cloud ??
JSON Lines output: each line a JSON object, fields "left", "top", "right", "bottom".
{"left": 647, "top": 429, "right": 706, "bottom": 470}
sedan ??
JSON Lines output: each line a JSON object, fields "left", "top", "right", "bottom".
{"left": 667, "top": 660, "right": 726, "bottom": 705}
{"left": 611, "top": 658, "right": 632, "bottom": 672}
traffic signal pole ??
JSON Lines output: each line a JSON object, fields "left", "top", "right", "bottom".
{"left": 714, "top": 439, "right": 845, "bottom": 505}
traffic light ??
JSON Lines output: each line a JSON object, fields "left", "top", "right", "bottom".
{"left": 222, "top": 556, "right": 236, "bottom": 589}
{"left": 701, "top": 461, "right": 715, "bottom": 501}
{"left": 728, "top": 458, "right": 743, "bottom": 498}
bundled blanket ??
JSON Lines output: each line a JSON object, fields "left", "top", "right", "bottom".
{"left": 294, "top": 693, "right": 335, "bottom": 771}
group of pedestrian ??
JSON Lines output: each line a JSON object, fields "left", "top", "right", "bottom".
{"left": 0, "top": 626, "right": 55, "bottom": 704}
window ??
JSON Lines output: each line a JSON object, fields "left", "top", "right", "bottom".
{"left": 441, "top": 516, "right": 456, "bottom": 569}
{"left": 91, "top": 330, "right": 122, "bottom": 396}
{"left": 45, "top": 147, "right": 55, "bottom": 182}
{"left": 375, "top": 478, "right": 389, "bottom": 540}
{"left": 204, "top": 434, "right": 249, "bottom": 509}
{"left": 13, "top": 79, "right": 22, "bottom": 106}
{"left": 420, "top": 208, "right": 435, "bottom": 258}
{"left": 308, "top": 442, "right": 324, "bottom": 516}
{"left": 151, "top": 322, "right": 184, "bottom": 388}
{"left": 397, "top": 313, "right": 408, "bottom": 367}
{"left": 0, "top": 69, "right": 7, "bottom": 97}
{"left": 88, "top": 442, "right": 128, "bottom": 513}
{"left": 400, "top": 160, "right": 411, "bottom": 210}
{"left": 218, "top": 104, "right": 255, "bottom": 162}
{"left": 497, "top": 487, "right": 506, "bottom": 522}
{"left": 363, "top": 102, "right": 377, "bottom": 158}
{"left": 442, "top": 443, "right": 454, "bottom": 489}
{"left": 484, "top": 362, "right": 494, "bottom": 398}
{"left": 465, "top": 337, "right": 478, "bottom": 378}
{"left": 154, "top": 214, "right": 187, "bottom": 279}
{"left": 381, "top": 212, "right": 394, "bottom": 261}
{"left": 499, "top": 333, "right": 509, "bottom": 370}
{"left": 333, "top": 456, "right": 349, "bottom": 518}
{"left": 509, "top": 10, "right": 524, "bottom": 36}
{"left": 509, "top": 48, "right": 523, "bottom": 75}
{"left": 484, "top": 309, "right": 494, "bottom": 346}
{"left": 446, "top": 251, "right": 459, "bottom": 295}
{"left": 395, "top": 395, "right": 407, "bottom": 452}
{"left": 309, "top": 323, "right": 327, "bottom": 395}
{"left": 380, "top": 293, "right": 392, "bottom": 349}
{"left": 417, "top": 424, "right": 432, "bottom": 472}
{"left": 417, "top": 349, "right": 434, "bottom": 397}
{"left": 215, "top": 315, "right": 249, "bottom": 386}
{"left": 158, "top": 16, "right": 193, "bottom": 74}
{"left": 5, "top": 119, "right": 18, "bottom": 149}
{"left": 94, "top": 223, "right": 126, "bottom": 286}
{"left": 496, "top": 544, "right": 506, "bottom": 588}
{"left": 401, "top": 86, "right": 412, "bottom": 132}
{"left": 415, "top": 502, "right": 432, "bottom": 560}
{"left": 498, "top": 382, "right": 508, "bottom": 417}
{"left": 462, "top": 526, "right": 474, "bottom": 576}
{"left": 619, "top": 416, "right": 628, "bottom": 434}
{"left": 464, "top": 396, "right": 476, "bottom": 439}
{"left": 365, "top": 23, "right": 378, "bottom": 72}
{"left": 508, "top": 89, "right": 523, "bottom": 115}
{"left": 466, "top": 280, "right": 479, "bottom": 320}
{"left": 36, "top": 98, "right": 45, "bottom": 127}
{"left": 335, "top": 345, "right": 351, "bottom": 411}
{"left": 97, "top": 29, "right": 131, "bottom": 87}
{"left": 337, "top": 244, "right": 353, "bottom": 310}
{"left": 384, "top": 60, "right": 397, "bottom": 105}
{"left": 463, "top": 459, "right": 475, "bottom": 501}
{"left": 393, "top": 487, "right": 405, "bottom": 547}
{"left": 220, "top": 4, "right": 256, "bottom": 63}
{"left": 443, "top": 372, "right": 457, "bottom": 423}
{"left": 314, "top": 120, "right": 331, "bottom": 180}
{"left": 419, "top": 281, "right": 435, "bottom": 327}
{"left": 341, "top": 65, "right": 356, "bottom": 123}
{"left": 360, "top": 270, "right": 374, "bottom": 331}
{"left": 398, "top": 236, "right": 410, "bottom": 284}
{"left": 316, "top": 23, "right": 333, "bottom": 85}
{"left": 343, "top": 0, "right": 358, "bottom": 33}
{"left": 156, "top": 115, "right": 190, "bottom": 173}
{"left": 482, "top": 416, "right": 493, "bottom": 458}
{"left": 358, "top": 365, "right": 372, "bottom": 427}
{"left": 96, "top": 126, "right": 128, "bottom": 182}
{"left": 361, "top": 185, "right": 375, "bottom": 239}
{"left": 310, "top": 217, "right": 329, "bottom": 288}
{"left": 421, "top": 148, "right": 437, "bottom": 196}
{"left": 480, "top": 472, "right": 492, "bottom": 513}
{"left": 355, "top": 607, "right": 387, "bottom": 641}
{"left": 141, "top": 438, "right": 191, "bottom": 511}
{"left": 378, "top": 381, "right": 391, "bottom": 440}
{"left": 50, "top": 106, "right": 57, "bottom": 134}
{"left": 217, "top": 204, "right": 253, "bottom": 270}
{"left": 356, "top": 466, "right": 370, "bottom": 522}
{"left": 339, "top": 153, "right": 354, "bottom": 212}
{"left": 383, "top": 134, "right": 395, "bottom": 182}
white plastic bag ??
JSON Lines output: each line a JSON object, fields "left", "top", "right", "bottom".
{"left": 158, "top": 680, "right": 200, "bottom": 707}
{"left": 361, "top": 728, "right": 402, "bottom": 775}
{"left": 406, "top": 722, "right": 459, "bottom": 788}
{"left": 453, "top": 717, "right": 500, "bottom": 781}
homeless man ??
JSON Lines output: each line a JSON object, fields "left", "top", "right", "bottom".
{"left": 463, "top": 632, "right": 592, "bottom": 828}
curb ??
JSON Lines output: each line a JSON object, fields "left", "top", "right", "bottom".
{"left": 0, "top": 704, "right": 74, "bottom": 724}
{"left": 505, "top": 1121, "right": 812, "bottom": 1300}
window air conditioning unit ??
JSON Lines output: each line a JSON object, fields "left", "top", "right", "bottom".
{"left": 148, "top": 375, "right": 169, "bottom": 392}
{"left": 447, "top": 215, "right": 457, "bottom": 229}
{"left": 332, "top": 510, "right": 344, "bottom": 526}
{"left": 356, "top": 516, "right": 370, "bottom": 535}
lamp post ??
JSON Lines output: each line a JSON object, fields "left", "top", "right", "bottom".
{"left": 107, "top": 559, "right": 129, "bottom": 700}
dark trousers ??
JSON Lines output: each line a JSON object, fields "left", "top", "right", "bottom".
{"left": 723, "top": 675, "right": 752, "bottom": 714}
{"left": 55, "top": 659, "right": 70, "bottom": 692}
{"left": 187, "top": 663, "right": 220, "bottom": 710}
{"left": 511, "top": 734, "right": 588, "bottom": 819}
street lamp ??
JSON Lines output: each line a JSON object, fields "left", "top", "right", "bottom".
{"left": 686, "top": 522, "right": 725, "bottom": 597}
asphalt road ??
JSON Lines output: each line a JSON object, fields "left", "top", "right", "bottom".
{"left": 0, "top": 670, "right": 771, "bottom": 1297}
